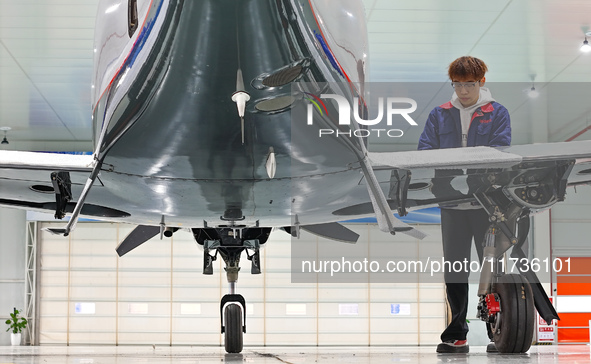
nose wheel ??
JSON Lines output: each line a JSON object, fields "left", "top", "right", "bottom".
{"left": 221, "top": 295, "right": 246, "bottom": 353}
{"left": 486, "top": 274, "right": 535, "bottom": 353}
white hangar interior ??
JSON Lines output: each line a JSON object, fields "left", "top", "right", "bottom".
{"left": 1, "top": 0, "right": 591, "bottom": 361}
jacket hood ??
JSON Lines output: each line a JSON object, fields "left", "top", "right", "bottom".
{"left": 451, "top": 87, "right": 495, "bottom": 111}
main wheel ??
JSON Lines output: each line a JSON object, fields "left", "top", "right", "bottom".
{"left": 489, "top": 274, "right": 535, "bottom": 353}
{"left": 224, "top": 304, "right": 243, "bottom": 353}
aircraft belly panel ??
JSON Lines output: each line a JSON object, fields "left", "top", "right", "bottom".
{"left": 83, "top": 172, "right": 294, "bottom": 226}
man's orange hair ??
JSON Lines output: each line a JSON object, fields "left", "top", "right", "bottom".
{"left": 448, "top": 56, "right": 488, "bottom": 81}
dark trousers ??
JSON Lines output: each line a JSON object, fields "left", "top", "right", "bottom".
{"left": 440, "top": 208, "right": 492, "bottom": 342}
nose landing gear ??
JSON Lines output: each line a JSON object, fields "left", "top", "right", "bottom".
{"left": 193, "top": 226, "right": 270, "bottom": 353}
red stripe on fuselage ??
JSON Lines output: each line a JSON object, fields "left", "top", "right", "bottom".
{"left": 92, "top": 0, "right": 157, "bottom": 116}
{"left": 306, "top": 0, "right": 367, "bottom": 110}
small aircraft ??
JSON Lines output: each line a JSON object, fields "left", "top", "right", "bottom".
{"left": 1, "top": 0, "right": 590, "bottom": 354}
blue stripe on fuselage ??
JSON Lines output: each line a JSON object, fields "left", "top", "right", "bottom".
{"left": 121, "top": 0, "right": 166, "bottom": 70}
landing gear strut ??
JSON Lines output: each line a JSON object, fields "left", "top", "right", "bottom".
{"left": 192, "top": 226, "right": 270, "bottom": 353}
{"left": 474, "top": 190, "right": 558, "bottom": 353}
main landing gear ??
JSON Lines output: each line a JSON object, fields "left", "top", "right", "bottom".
{"left": 192, "top": 226, "right": 270, "bottom": 353}
{"left": 474, "top": 190, "right": 558, "bottom": 353}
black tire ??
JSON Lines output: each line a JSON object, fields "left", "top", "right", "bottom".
{"left": 489, "top": 274, "right": 535, "bottom": 353}
{"left": 224, "top": 304, "right": 243, "bottom": 353}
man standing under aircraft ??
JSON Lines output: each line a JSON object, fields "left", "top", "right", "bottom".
{"left": 418, "top": 56, "right": 511, "bottom": 354}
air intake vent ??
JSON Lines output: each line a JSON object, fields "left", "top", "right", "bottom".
{"left": 262, "top": 65, "right": 303, "bottom": 87}
{"left": 408, "top": 182, "right": 431, "bottom": 191}
{"left": 253, "top": 59, "right": 310, "bottom": 90}
{"left": 255, "top": 95, "right": 296, "bottom": 113}
{"left": 30, "top": 185, "right": 54, "bottom": 194}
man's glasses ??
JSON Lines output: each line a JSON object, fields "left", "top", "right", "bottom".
{"left": 451, "top": 82, "right": 479, "bottom": 90}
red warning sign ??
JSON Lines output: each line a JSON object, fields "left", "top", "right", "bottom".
{"left": 537, "top": 298, "right": 555, "bottom": 342}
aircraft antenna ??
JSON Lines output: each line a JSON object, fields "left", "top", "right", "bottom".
{"left": 232, "top": 69, "right": 250, "bottom": 144}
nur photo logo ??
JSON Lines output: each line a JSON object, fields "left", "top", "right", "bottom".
{"left": 304, "top": 91, "right": 418, "bottom": 138}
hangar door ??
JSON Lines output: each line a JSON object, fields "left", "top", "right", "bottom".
{"left": 38, "top": 222, "right": 444, "bottom": 345}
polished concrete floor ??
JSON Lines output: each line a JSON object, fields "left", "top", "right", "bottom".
{"left": 0, "top": 345, "right": 590, "bottom": 364}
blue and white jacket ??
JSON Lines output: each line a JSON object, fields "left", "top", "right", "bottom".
{"left": 418, "top": 99, "right": 511, "bottom": 150}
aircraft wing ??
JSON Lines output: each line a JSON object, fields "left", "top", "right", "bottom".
{"left": 349, "top": 140, "right": 591, "bottom": 220}
{"left": 0, "top": 151, "right": 127, "bottom": 220}
{"left": 371, "top": 141, "right": 590, "bottom": 171}
{"left": 0, "top": 151, "right": 95, "bottom": 172}
{"left": 0, "top": 141, "right": 589, "bottom": 233}
{"left": 370, "top": 145, "right": 523, "bottom": 170}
